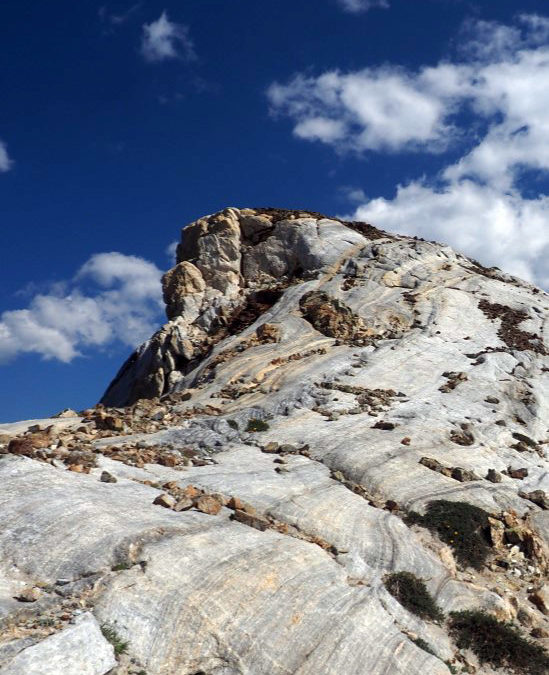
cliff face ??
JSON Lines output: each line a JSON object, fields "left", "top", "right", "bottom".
{"left": 1, "top": 207, "right": 548, "bottom": 675}
{"left": 101, "top": 207, "right": 393, "bottom": 407}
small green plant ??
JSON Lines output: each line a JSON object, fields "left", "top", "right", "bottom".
{"left": 449, "top": 610, "right": 549, "bottom": 675}
{"left": 411, "top": 636, "right": 436, "bottom": 655}
{"left": 406, "top": 500, "right": 491, "bottom": 569}
{"left": 112, "top": 562, "right": 132, "bottom": 571}
{"left": 384, "top": 571, "right": 443, "bottom": 622}
{"left": 227, "top": 419, "right": 239, "bottom": 430}
{"left": 245, "top": 418, "right": 269, "bottom": 432}
{"left": 101, "top": 623, "right": 129, "bottom": 656}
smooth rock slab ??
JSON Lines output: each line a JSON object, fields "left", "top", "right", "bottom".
{"left": 95, "top": 522, "right": 450, "bottom": 675}
{"left": 1, "top": 613, "right": 116, "bottom": 675}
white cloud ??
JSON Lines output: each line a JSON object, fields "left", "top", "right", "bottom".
{"left": 99, "top": 3, "right": 142, "bottom": 27}
{"left": 165, "top": 241, "right": 178, "bottom": 264}
{"left": 141, "top": 11, "right": 195, "bottom": 63}
{"left": 0, "top": 141, "right": 13, "bottom": 173}
{"left": 354, "top": 181, "right": 549, "bottom": 289}
{"left": 268, "top": 68, "right": 461, "bottom": 154}
{"left": 0, "top": 253, "right": 164, "bottom": 364}
{"left": 268, "top": 14, "right": 549, "bottom": 289}
{"left": 337, "top": 0, "right": 389, "bottom": 13}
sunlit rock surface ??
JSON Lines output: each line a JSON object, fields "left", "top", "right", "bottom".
{"left": 1, "top": 207, "right": 548, "bottom": 674}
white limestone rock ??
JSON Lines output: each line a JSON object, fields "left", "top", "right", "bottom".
{"left": 2, "top": 207, "right": 548, "bottom": 674}
{"left": 1, "top": 613, "right": 116, "bottom": 675}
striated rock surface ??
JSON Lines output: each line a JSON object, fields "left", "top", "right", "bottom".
{"left": 1, "top": 207, "right": 548, "bottom": 674}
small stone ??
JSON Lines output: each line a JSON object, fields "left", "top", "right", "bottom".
{"left": 227, "top": 496, "right": 245, "bottom": 511}
{"left": 153, "top": 494, "right": 176, "bottom": 509}
{"left": 158, "top": 454, "right": 178, "bottom": 467}
{"left": 183, "top": 485, "right": 202, "bottom": 499}
{"left": 451, "top": 467, "right": 480, "bottom": 482}
{"left": 231, "top": 509, "right": 269, "bottom": 531}
{"left": 372, "top": 421, "right": 395, "bottom": 430}
{"left": 53, "top": 408, "right": 79, "bottom": 418}
{"left": 528, "top": 586, "right": 549, "bottom": 615}
{"left": 450, "top": 429, "right": 475, "bottom": 446}
{"left": 519, "top": 490, "right": 549, "bottom": 510}
{"left": 484, "top": 396, "right": 500, "bottom": 404}
{"left": 95, "top": 415, "right": 124, "bottom": 432}
{"left": 508, "top": 466, "right": 528, "bottom": 479}
{"left": 256, "top": 323, "right": 281, "bottom": 342}
{"left": 400, "top": 437, "right": 411, "bottom": 445}
{"left": 420, "top": 456, "right": 449, "bottom": 474}
{"left": 488, "top": 517, "right": 505, "bottom": 548}
{"left": 173, "top": 498, "right": 193, "bottom": 512}
{"left": 194, "top": 495, "right": 222, "bottom": 515}
{"left": 68, "top": 464, "right": 86, "bottom": 473}
{"left": 7, "top": 438, "right": 35, "bottom": 456}
{"left": 15, "top": 587, "right": 40, "bottom": 603}
{"left": 486, "top": 468, "right": 502, "bottom": 483}
{"left": 100, "top": 471, "right": 117, "bottom": 483}
{"left": 211, "top": 492, "right": 230, "bottom": 506}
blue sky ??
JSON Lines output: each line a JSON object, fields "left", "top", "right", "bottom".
{"left": 1, "top": 0, "right": 548, "bottom": 422}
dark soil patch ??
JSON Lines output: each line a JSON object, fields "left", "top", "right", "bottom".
{"left": 478, "top": 300, "right": 546, "bottom": 354}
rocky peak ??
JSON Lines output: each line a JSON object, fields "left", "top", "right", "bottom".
{"left": 101, "top": 206, "right": 544, "bottom": 410}
{"left": 2, "top": 207, "right": 547, "bottom": 674}
{"left": 101, "top": 207, "right": 391, "bottom": 406}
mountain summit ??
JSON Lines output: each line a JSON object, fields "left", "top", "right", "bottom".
{"left": 1, "top": 207, "right": 548, "bottom": 674}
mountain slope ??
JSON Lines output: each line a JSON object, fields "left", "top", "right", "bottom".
{"left": 0, "top": 207, "right": 548, "bottom": 675}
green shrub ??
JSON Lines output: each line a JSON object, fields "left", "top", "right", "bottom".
{"left": 245, "top": 418, "right": 269, "bottom": 432}
{"left": 407, "top": 500, "right": 491, "bottom": 569}
{"left": 449, "top": 610, "right": 549, "bottom": 675}
{"left": 227, "top": 419, "right": 239, "bottom": 430}
{"left": 384, "top": 571, "right": 443, "bottom": 622}
{"left": 111, "top": 562, "right": 131, "bottom": 571}
{"left": 101, "top": 624, "right": 129, "bottom": 655}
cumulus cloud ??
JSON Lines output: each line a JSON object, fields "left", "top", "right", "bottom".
{"left": 268, "top": 14, "right": 549, "bottom": 289}
{"left": 0, "top": 253, "right": 164, "bottom": 364}
{"left": 355, "top": 181, "right": 549, "bottom": 289}
{"left": 337, "top": 0, "right": 389, "bottom": 13}
{"left": 0, "top": 141, "right": 13, "bottom": 173}
{"left": 141, "top": 11, "right": 195, "bottom": 63}
{"left": 267, "top": 67, "right": 466, "bottom": 153}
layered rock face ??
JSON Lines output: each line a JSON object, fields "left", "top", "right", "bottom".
{"left": 1, "top": 207, "right": 548, "bottom": 674}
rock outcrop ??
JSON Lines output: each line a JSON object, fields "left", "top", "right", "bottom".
{"left": 1, "top": 207, "right": 548, "bottom": 674}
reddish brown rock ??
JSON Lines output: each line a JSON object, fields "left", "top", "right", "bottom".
{"left": 153, "top": 494, "right": 176, "bottom": 509}
{"left": 194, "top": 495, "right": 222, "bottom": 515}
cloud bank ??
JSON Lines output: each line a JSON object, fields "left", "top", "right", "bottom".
{"left": 141, "top": 11, "right": 195, "bottom": 63}
{"left": 0, "top": 253, "right": 164, "bottom": 363}
{"left": 268, "top": 14, "right": 549, "bottom": 289}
